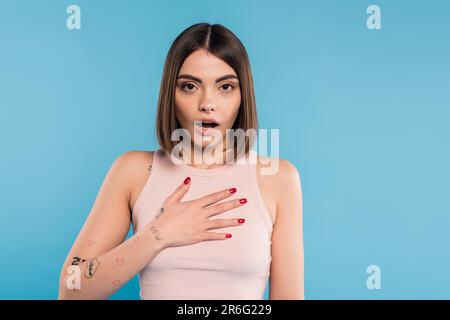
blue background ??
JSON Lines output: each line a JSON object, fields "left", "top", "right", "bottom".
{"left": 1, "top": 0, "right": 449, "bottom": 299}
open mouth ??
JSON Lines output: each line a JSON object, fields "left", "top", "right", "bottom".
{"left": 196, "top": 121, "right": 219, "bottom": 128}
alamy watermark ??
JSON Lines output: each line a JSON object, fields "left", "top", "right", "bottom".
{"left": 169, "top": 121, "right": 280, "bottom": 175}
{"left": 66, "top": 5, "right": 81, "bottom": 30}
{"left": 366, "top": 264, "right": 382, "bottom": 290}
{"left": 367, "top": 5, "right": 382, "bottom": 30}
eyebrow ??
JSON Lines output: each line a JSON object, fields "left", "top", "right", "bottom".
{"left": 177, "top": 74, "right": 239, "bottom": 83}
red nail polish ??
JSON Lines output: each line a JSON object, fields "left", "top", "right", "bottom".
{"left": 184, "top": 177, "right": 191, "bottom": 185}
{"left": 226, "top": 234, "right": 232, "bottom": 238}
{"left": 229, "top": 187, "right": 236, "bottom": 193}
{"left": 239, "top": 198, "right": 247, "bottom": 204}
{"left": 238, "top": 218, "right": 245, "bottom": 223}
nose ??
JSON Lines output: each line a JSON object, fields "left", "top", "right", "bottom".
{"left": 198, "top": 89, "right": 217, "bottom": 113}
{"left": 199, "top": 103, "right": 216, "bottom": 113}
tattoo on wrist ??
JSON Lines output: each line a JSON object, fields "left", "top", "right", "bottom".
{"left": 84, "top": 257, "right": 101, "bottom": 279}
{"left": 150, "top": 225, "right": 165, "bottom": 243}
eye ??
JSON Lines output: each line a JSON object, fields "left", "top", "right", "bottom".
{"left": 180, "top": 83, "right": 197, "bottom": 92}
{"left": 220, "top": 83, "right": 235, "bottom": 92}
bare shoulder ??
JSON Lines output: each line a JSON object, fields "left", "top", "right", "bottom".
{"left": 256, "top": 155, "right": 300, "bottom": 188}
{"left": 113, "top": 150, "right": 156, "bottom": 211}
{"left": 116, "top": 150, "right": 155, "bottom": 175}
{"left": 256, "top": 155, "right": 301, "bottom": 224}
{"left": 274, "top": 158, "right": 301, "bottom": 184}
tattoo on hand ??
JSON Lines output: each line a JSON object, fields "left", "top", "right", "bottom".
{"left": 150, "top": 225, "right": 165, "bottom": 243}
{"left": 84, "top": 258, "right": 101, "bottom": 279}
{"left": 71, "top": 256, "right": 87, "bottom": 266}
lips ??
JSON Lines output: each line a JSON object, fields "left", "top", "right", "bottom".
{"left": 193, "top": 119, "right": 220, "bottom": 137}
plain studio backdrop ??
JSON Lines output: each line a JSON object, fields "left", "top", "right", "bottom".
{"left": 0, "top": 0, "right": 449, "bottom": 299}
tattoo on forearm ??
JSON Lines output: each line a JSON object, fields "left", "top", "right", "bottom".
{"left": 150, "top": 225, "right": 164, "bottom": 243}
{"left": 84, "top": 258, "right": 101, "bottom": 279}
{"left": 71, "top": 256, "right": 87, "bottom": 265}
{"left": 112, "top": 280, "right": 121, "bottom": 286}
{"left": 155, "top": 207, "right": 164, "bottom": 219}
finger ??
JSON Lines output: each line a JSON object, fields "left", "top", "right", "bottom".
{"left": 166, "top": 176, "right": 191, "bottom": 204}
{"left": 203, "top": 231, "right": 233, "bottom": 241}
{"left": 195, "top": 187, "right": 237, "bottom": 208}
{"left": 203, "top": 198, "right": 247, "bottom": 217}
{"left": 206, "top": 218, "right": 245, "bottom": 230}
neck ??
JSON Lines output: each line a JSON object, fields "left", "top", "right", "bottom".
{"left": 181, "top": 142, "right": 232, "bottom": 169}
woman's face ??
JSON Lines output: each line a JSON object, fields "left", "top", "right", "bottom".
{"left": 175, "top": 48, "right": 241, "bottom": 149}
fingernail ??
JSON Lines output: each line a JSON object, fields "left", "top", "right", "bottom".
{"left": 239, "top": 198, "right": 247, "bottom": 204}
{"left": 238, "top": 218, "right": 245, "bottom": 224}
{"left": 229, "top": 187, "right": 236, "bottom": 193}
{"left": 226, "top": 234, "right": 232, "bottom": 238}
{"left": 184, "top": 177, "right": 191, "bottom": 185}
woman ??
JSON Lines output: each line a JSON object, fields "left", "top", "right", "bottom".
{"left": 58, "top": 23, "right": 304, "bottom": 300}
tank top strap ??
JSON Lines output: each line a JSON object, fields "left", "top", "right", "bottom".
{"left": 131, "top": 149, "right": 165, "bottom": 225}
{"left": 247, "top": 150, "right": 274, "bottom": 235}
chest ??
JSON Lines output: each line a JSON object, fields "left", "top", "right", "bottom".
{"left": 148, "top": 214, "right": 272, "bottom": 276}
{"left": 135, "top": 184, "right": 272, "bottom": 277}
{"left": 130, "top": 160, "right": 279, "bottom": 225}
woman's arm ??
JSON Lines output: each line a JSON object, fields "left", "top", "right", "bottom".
{"left": 58, "top": 151, "right": 159, "bottom": 299}
{"left": 268, "top": 159, "right": 305, "bottom": 299}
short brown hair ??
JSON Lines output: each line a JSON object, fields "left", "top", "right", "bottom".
{"left": 155, "top": 23, "right": 258, "bottom": 160}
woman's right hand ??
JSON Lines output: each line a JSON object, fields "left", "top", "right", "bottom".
{"left": 146, "top": 176, "right": 247, "bottom": 249}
